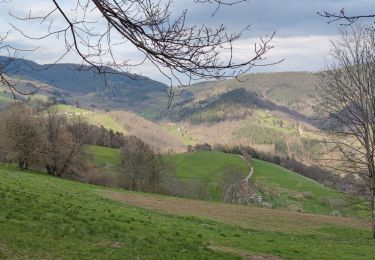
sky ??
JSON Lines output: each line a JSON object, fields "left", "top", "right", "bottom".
{"left": 0, "top": 0, "right": 374, "bottom": 83}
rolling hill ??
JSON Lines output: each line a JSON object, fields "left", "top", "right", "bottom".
{"left": 85, "top": 146, "right": 367, "bottom": 217}
{"left": 161, "top": 75, "right": 328, "bottom": 164}
{"left": 52, "top": 104, "right": 186, "bottom": 152}
{"left": 251, "top": 159, "right": 368, "bottom": 217}
{"left": 0, "top": 163, "right": 374, "bottom": 259}
{"left": 54, "top": 104, "right": 125, "bottom": 133}
{"left": 184, "top": 71, "right": 318, "bottom": 117}
{"left": 166, "top": 88, "right": 311, "bottom": 125}
{"left": 0, "top": 57, "right": 170, "bottom": 118}
{"left": 167, "top": 151, "right": 249, "bottom": 201}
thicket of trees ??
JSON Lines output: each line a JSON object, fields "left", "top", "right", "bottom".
{"left": 0, "top": 104, "right": 87, "bottom": 176}
{"left": 81, "top": 125, "right": 125, "bottom": 149}
{"left": 119, "top": 136, "right": 169, "bottom": 193}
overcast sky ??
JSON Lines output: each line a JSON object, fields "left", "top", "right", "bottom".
{"left": 0, "top": 0, "right": 374, "bottom": 83}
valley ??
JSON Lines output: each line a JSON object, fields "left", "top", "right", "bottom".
{"left": 0, "top": 58, "right": 372, "bottom": 259}
{"left": 1, "top": 0, "right": 375, "bottom": 258}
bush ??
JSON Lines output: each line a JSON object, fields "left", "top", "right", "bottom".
{"left": 75, "top": 167, "right": 117, "bottom": 187}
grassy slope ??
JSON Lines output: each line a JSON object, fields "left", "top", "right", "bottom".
{"left": 54, "top": 104, "right": 124, "bottom": 133}
{"left": 167, "top": 151, "right": 249, "bottom": 200}
{"left": 86, "top": 145, "right": 122, "bottom": 165}
{"left": 85, "top": 145, "right": 122, "bottom": 176}
{"left": 86, "top": 146, "right": 368, "bottom": 217}
{"left": 86, "top": 147, "right": 249, "bottom": 201}
{"left": 0, "top": 164, "right": 375, "bottom": 259}
{"left": 251, "top": 159, "right": 369, "bottom": 218}
{"left": 162, "top": 123, "right": 197, "bottom": 146}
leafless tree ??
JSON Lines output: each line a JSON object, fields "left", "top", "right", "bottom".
{"left": 0, "top": 103, "right": 41, "bottom": 169}
{"left": 6, "top": 0, "right": 275, "bottom": 106}
{"left": 40, "top": 109, "right": 86, "bottom": 176}
{"left": 316, "top": 25, "right": 375, "bottom": 238}
{"left": 120, "top": 135, "right": 167, "bottom": 192}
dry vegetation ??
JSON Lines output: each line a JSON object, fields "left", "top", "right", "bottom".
{"left": 109, "top": 111, "right": 186, "bottom": 153}
{"left": 170, "top": 110, "right": 328, "bottom": 164}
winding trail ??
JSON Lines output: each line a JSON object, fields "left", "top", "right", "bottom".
{"left": 223, "top": 156, "right": 255, "bottom": 203}
{"left": 244, "top": 166, "right": 254, "bottom": 182}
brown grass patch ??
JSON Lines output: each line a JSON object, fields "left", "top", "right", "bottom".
{"left": 100, "top": 190, "right": 370, "bottom": 233}
{"left": 96, "top": 241, "right": 124, "bottom": 249}
{"left": 208, "top": 244, "right": 281, "bottom": 260}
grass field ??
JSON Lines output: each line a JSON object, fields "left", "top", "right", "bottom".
{"left": 54, "top": 104, "right": 92, "bottom": 113}
{"left": 86, "top": 145, "right": 122, "bottom": 166}
{"left": 251, "top": 159, "right": 369, "bottom": 218}
{"left": 166, "top": 151, "right": 249, "bottom": 201}
{"left": 85, "top": 147, "right": 368, "bottom": 217}
{"left": 162, "top": 123, "right": 197, "bottom": 146}
{"left": 85, "top": 148, "right": 249, "bottom": 200}
{"left": 0, "top": 164, "right": 375, "bottom": 259}
{"left": 54, "top": 104, "right": 124, "bottom": 133}
{"left": 85, "top": 145, "right": 122, "bottom": 177}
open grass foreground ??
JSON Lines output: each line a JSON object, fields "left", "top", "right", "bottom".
{"left": 1, "top": 164, "right": 375, "bottom": 259}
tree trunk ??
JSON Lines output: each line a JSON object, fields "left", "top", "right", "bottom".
{"left": 18, "top": 160, "right": 24, "bottom": 170}
{"left": 372, "top": 190, "right": 375, "bottom": 239}
{"left": 45, "top": 164, "right": 56, "bottom": 176}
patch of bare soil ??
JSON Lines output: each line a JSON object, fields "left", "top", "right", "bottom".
{"left": 100, "top": 190, "right": 370, "bottom": 233}
{"left": 208, "top": 244, "right": 281, "bottom": 260}
{"left": 96, "top": 241, "right": 124, "bottom": 249}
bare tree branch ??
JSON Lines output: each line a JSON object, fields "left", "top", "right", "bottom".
{"left": 318, "top": 8, "right": 375, "bottom": 25}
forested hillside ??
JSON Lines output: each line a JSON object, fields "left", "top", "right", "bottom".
{"left": 0, "top": 57, "right": 169, "bottom": 118}
{"left": 185, "top": 71, "right": 318, "bottom": 117}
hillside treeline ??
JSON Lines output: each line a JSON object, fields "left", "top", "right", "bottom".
{"left": 0, "top": 103, "right": 237, "bottom": 201}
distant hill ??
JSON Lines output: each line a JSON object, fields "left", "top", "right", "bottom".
{"left": 165, "top": 88, "right": 312, "bottom": 125}
{"left": 0, "top": 57, "right": 169, "bottom": 118}
{"left": 49, "top": 104, "right": 185, "bottom": 153}
{"left": 1, "top": 57, "right": 319, "bottom": 120}
{"left": 160, "top": 72, "right": 326, "bottom": 164}
{"left": 185, "top": 71, "right": 318, "bottom": 117}
{"left": 0, "top": 56, "right": 166, "bottom": 93}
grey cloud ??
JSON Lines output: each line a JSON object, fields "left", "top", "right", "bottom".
{"left": 177, "top": 0, "right": 375, "bottom": 37}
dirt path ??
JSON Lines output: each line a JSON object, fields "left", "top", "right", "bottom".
{"left": 222, "top": 164, "right": 255, "bottom": 203}
{"left": 244, "top": 166, "right": 254, "bottom": 182}
{"left": 100, "top": 190, "right": 370, "bottom": 233}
